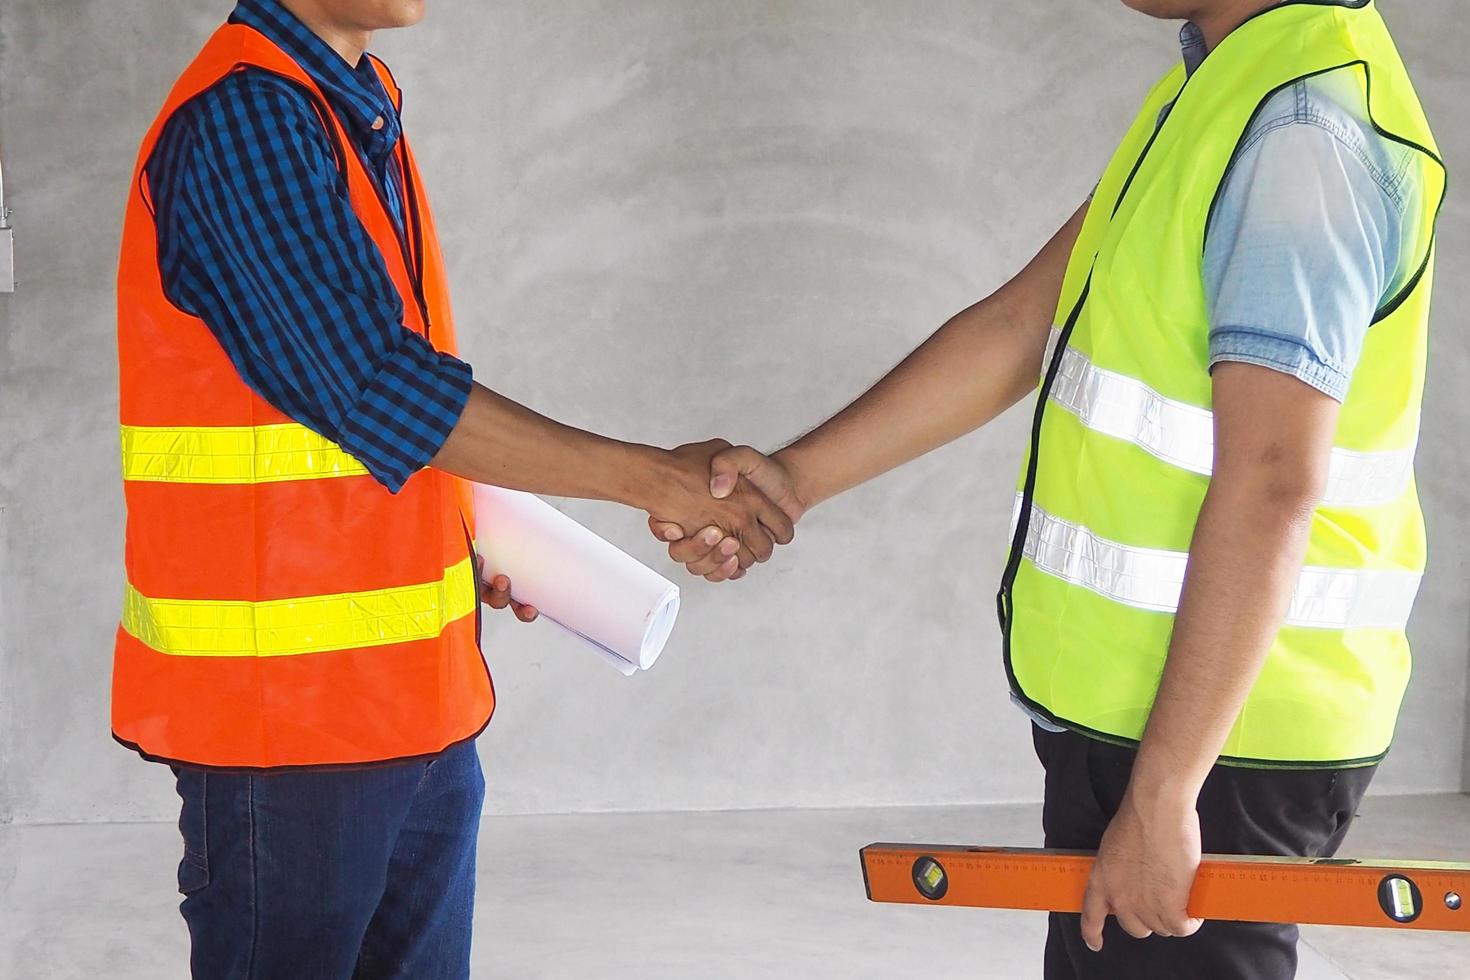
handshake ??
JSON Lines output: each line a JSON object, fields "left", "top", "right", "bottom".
{"left": 641, "top": 439, "right": 807, "bottom": 584}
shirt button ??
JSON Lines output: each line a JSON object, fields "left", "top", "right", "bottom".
{"left": 371, "top": 116, "right": 385, "bottom": 131}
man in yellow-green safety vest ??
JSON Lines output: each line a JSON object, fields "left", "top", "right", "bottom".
{"left": 655, "top": 1, "right": 1446, "bottom": 975}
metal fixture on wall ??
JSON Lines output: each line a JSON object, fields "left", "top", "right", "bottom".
{"left": 0, "top": 145, "right": 14, "bottom": 293}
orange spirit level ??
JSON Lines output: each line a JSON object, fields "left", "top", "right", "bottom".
{"left": 861, "top": 844, "right": 1470, "bottom": 932}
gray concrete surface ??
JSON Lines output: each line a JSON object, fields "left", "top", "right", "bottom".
{"left": 1, "top": 1, "right": 1468, "bottom": 826}
{"left": 3, "top": 796, "right": 1468, "bottom": 979}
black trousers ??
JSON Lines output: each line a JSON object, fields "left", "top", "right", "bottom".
{"left": 1032, "top": 724, "right": 1376, "bottom": 980}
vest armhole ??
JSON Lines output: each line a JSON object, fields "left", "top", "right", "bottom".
{"left": 136, "top": 169, "right": 156, "bottom": 219}
{"left": 1373, "top": 182, "right": 1445, "bottom": 325}
{"left": 1197, "top": 58, "right": 1447, "bottom": 328}
{"left": 135, "top": 66, "right": 355, "bottom": 321}
{"left": 145, "top": 66, "right": 354, "bottom": 205}
{"left": 1360, "top": 64, "right": 1448, "bottom": 325}
{"left": 253, "top": 69, "right": 353, "bottom": 190}
{"left": 1202, "top": 60, "right": 1366, "bottom": 255}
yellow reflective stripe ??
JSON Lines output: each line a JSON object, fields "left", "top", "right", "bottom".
{"left": 120, "top": 424, "right": 370, "bottom": 484}
{"left": 123, "top": 557, "right": 477, "bottom": 658}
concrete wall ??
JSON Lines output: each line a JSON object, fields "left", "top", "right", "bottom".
{"left": 0, "top": 0, "right": 1466, "bottom": 825}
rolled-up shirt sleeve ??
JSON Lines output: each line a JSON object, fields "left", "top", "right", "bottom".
{"left": 1204, "top": 108, "right": 1405, "bottom": 403}
{"left": 145, "top": 72, "right": 472, "bottom": 492}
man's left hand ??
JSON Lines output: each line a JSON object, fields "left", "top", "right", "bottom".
{"left": 477, "top": 557, "right": 539, "bottom": 623}
{"left": 1080, "top": 793, "right": 1204, "bottom": 951}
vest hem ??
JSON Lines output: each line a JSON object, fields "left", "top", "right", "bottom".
{"left": 111, "top": 708, "right": 494, "bottom": 774}
{"left": 1008, "top": 687, "right": 1388, "bottom": 771}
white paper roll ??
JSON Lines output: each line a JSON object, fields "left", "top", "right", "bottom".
{"left": 472, "top": 484, "right": 681, "bottom": 675}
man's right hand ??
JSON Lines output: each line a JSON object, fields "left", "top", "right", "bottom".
{"left": 644, "top": 440, "right": 798, "bottom": 575}
{"left": 649, "top": 445, "right": 807, "bottom": 582}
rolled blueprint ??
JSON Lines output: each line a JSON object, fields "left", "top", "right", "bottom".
{"left": 472, "top": 483, "right": 681, "bottom": 676}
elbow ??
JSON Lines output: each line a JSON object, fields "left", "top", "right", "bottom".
{"left": 1259, "top": 477, "right": 1323, "bottom": 530}
{"left": 1212, "top": 448, "right": 1326, "bottom": 528}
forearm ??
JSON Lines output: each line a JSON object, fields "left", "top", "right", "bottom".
{"left": 1128, "top": 472, "right": 1319, "bottom": 807}
{"left": 431, "top": 382, "right": 668, "bottom": 509}
{"left": 778, "top": 204, "right": 1086, "bottom": 509}
{"left": 1076, "top": 477, "right": 1311, "bottom": 951}
{"left": 778, "top": 293, "right": 1042, "bottom": 507}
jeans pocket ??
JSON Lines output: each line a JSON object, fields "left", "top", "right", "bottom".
{"left": 173, "top": 767, "right": 210, "bottom": 895}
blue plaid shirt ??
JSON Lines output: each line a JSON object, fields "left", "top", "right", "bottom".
{"left": 145, "top": 0, "right": 472, "bottom": 492}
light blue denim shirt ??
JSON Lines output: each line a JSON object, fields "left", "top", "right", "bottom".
{"left": 1193, "top": 20, "right": 1421, "bottom": 401}
{"left": 1018, "top": 12, "right": 1423, "bottom": 734}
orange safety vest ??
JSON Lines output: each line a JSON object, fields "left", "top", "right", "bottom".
{"left": 113, "top": 23, "right": 494, "bottom": 769}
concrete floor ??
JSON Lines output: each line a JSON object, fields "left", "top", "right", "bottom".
{"left": 2, "top": 795, "right": 1467, "bottom": 979}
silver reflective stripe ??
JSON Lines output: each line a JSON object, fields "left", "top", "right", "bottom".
{"left": 1041, "top": 329, "right": 1415, "bottom": 509}
{"left": 1013, "top": 497, "right": 1420, "bottom": 630}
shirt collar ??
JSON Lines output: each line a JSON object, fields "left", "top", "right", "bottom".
{"left": 230, "top": 0, "right": 402, "bottom": 147}
{"left": 1179, "top": 22, "right": 1209, "bottom": 76}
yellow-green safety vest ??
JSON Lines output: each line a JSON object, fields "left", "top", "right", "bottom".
{"left": 999, "top": 0, "right": 1446, "bottom": 768}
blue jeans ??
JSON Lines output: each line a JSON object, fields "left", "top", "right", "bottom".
{"left": 173, "top": 739, "right": 485, "bottom": 980}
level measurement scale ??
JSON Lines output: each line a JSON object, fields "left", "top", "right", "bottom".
{"left": 861, "top": 844, "right": 1470, "bottom": 931}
